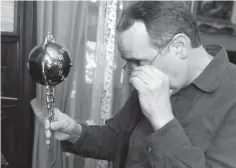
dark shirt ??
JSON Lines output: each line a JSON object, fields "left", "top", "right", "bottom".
{"left": 62, "top": 45, "right": 236, "bottom": 168}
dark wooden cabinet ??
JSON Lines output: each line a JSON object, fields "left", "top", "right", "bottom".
{"left": 1, "top": 2, "right": 37, "bottom": 168}
{"left": 1, "top": 39, "right": 19, "bottom": 99}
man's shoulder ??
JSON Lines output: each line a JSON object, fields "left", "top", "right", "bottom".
{"left": 217, "top": 61, "right": 236, "bottom": 102}
{"left": 224, "top": 62, "right": 236, "bottom": 82}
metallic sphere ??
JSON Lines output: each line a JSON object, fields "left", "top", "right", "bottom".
{"left": 27, "top": 33, "right": 73, "bottom": 86}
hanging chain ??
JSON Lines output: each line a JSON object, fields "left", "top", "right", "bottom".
{"left": 43, "top": 32, "right": 56, "bottom": 49}
{"left": 45, "top": 85, "right": 56, "bottom": 168}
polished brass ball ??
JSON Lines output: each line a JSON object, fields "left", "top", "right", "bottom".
{"left": 27, "top": 34, "right": 73, "bottom": 86}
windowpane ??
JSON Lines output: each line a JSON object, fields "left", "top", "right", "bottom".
{"left": 1, "top": 1, "right": 16, "bottom": 32}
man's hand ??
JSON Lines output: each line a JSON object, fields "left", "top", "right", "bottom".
{"left": 30, "top": 98, "right": 82, "bottom": 144}
{"left": 130, "top": 65, "right": 174, "bottom": 130}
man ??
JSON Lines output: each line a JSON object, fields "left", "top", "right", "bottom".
{"left": 32, "top": 1, "right": 236, "bottom": 168}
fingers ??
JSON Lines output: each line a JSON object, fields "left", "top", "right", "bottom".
{"left": 52, "top": 108, "right": 61, "bottom": 120}
{"left": 43, "top": 109, "right": 75, "bottom": 144}
{"left": 44, "top": 108, "right": 66, "bottom": 130}
{"left": 44, "top": 119, "right": 62, "bottom": 134}
{"left": 130, "top": 70, "right": 153, "bottom": 85}
{"left": 130, "top": 65, "right": 163, "bottom": 85}
{"left": 51, "top": 120, "right": 67, "bottom": 130}
{"left": 44, "top": 119, "right": 51, "bottom": 145}
{"left": 44, "top": 119, "right": 64, "bottom": 145}
{"left": 30, "top": 98, "right": 43, "bottom": 117}
{"left": 31, "top": 100, "right": 46, "bottom": 126}
{"left": 130, "top": 77, "right": 147, "bottom": 93}
{"left": 130, "top": 65, "right": 157, "bottom": 93}
{"left": 130, "top": 65, "right": 155, "bottom": 89}
{"left": 134, "top": 65, "right": 165, "bottom": 77}
{"left": 30, "top": 98, "right": 37, "bottom": 109}
{"left": 132, "top": 67, "right": 153, "bottom": 80}
{"left": 38, "top": 107, "right": 65, "bottom": 145}
{"left": 130, "top": 65, "right": 171, "bottom": 96}
{"left": 31, "top": 98, "right": 61, "bottom": 119}
{"left": 44, "top": 119, "right": 68, "bottom": 135}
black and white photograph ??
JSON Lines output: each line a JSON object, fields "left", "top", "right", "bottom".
{"left": 1, "top": 1, "right": 236, "bottom": 168}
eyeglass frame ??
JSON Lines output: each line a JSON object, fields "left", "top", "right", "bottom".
{"left": 122, "top": 38, "right": 173, "bottom": 74}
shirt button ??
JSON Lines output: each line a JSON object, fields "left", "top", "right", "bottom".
{"left": 147, "top": 146, "right": 152, "bottom": 152}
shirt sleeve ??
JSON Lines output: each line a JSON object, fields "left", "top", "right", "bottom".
{"left": 61, "top": 91, "right": 140, "bottom": 161}
{"left": 143, "top": 110, "right": 236, "bottom": 168}
{"left": 61, "top": 123, "right": 118, "bottom": 161}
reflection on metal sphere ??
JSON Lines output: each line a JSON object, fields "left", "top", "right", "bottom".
{"left": 27, "top": 32, "right": 73, "bottom": 86}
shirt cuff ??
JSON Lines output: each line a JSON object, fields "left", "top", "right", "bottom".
{"left": 145, "top": 118, "right": 191, "bottom": 157}
{"left": 61, "top": 123, "right": 88, "bottom": 156}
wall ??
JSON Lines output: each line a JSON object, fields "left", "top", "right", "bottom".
{"left": 201, "top": 33, "right": 236, "bottom": 52}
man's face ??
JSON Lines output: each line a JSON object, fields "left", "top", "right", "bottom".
{"left": 117, "top": 21, "right": 190, "bottom": 93}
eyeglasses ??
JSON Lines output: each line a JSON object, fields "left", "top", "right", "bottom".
{"left": 123, "top": 38, "right": 173, "bottom": 74}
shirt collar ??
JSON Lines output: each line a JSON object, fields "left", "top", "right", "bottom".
{"left": 192, "top": 45, "right": 229, "bottom": 93}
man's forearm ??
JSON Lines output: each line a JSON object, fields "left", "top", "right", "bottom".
{"left": 61, "top": 123, "right": 118, "bottom": 160}
{"left": 62, "top": 91, "right": 139, "bottom": 160}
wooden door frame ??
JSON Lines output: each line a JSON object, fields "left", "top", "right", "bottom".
{"left": 18, "top": 2, "right": 37, "bottom": 168}
{"left": 1, "top": 1, "right": 37, "bottom": 168}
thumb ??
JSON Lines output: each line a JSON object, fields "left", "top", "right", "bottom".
{"left": 30, "top": 98, "right": 42, "bottom": 116}
{"left": 52, "top": 108, "right": 62, "bottom": 121}
{"left": 31, "top": 98, "right": 46, "bottom": 124}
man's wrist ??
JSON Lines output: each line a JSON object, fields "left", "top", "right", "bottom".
{"left": 150, "top": 114, "right": 174, "bottom": 131}
{"left": 68, "top": 123, "right": 82, "bottom": 144}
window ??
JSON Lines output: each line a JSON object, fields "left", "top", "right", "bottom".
{"left": 1, "top": 1, "right": 17, "bottom": 32}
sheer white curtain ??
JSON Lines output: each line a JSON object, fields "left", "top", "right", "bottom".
{"left": 32, "top": 1, "right": 131, "bottom": 168}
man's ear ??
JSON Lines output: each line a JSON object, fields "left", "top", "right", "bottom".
{"left": 172, "top": 33, "right": 189, "bottom": 59}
